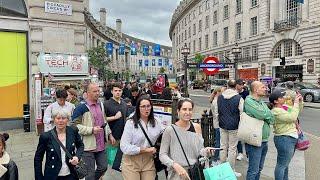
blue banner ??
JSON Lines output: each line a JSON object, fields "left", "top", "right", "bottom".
{"left": 106, "top": 42, "right": 113, "bottom": 55}
{"left": 144, "top": 59, "right": 149, "bottom": 67}
{"left": 152, "top": 59, "right": 155, "bottom": 66}
{"left": 131, "top": 42, "right": 137, "bottom": 55}
{"left": 153, "top": 44, "right": 161, "bottom": 56}
{"left": 139, "top": 59, "right": 142, "bottom": 67}
{"left": 158, "top": 59, "right": 162, "bottom": 66}
{"left": 143, "top": 45, "right": 149, "bottom": 56}
{"left": 119, "top": 43, "right": 125, "bottom": 55}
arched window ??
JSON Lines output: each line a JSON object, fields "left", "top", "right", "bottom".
{"left": 272, "top": 40, "right": 303, "bottom": 58}
{"left": 0, "top": 0, "right": 27, "bottom": 17}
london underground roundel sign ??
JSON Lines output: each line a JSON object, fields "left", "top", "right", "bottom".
{"left": 202, "top": 56, "right": 221, "bottom": 76}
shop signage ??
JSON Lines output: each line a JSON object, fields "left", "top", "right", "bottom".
{"left": 45, "top": 1, "right": 72, "bottom": 16}
{"left": 38, "top": 53, "right": 88, "bottom": 75}
{"left": 306, "top": 59, "right": 315, "bottom": 73}
{"left": 202, "top": 56, "right": 222, "bottom": 76}
{"left": 284, "top": 74, "right": 300, "bottom": 78}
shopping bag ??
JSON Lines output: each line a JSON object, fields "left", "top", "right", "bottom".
{"left": 106, "top": 144, "right": 118, "bottom": 166}
{"left": 203, "top": 162, "right": 237, "bottom": 180}
{"left": 112, "top": 148, "right": 123, "bottom": 172}
{"left": 238, "top": 112, "right": 264, "bottom": 147}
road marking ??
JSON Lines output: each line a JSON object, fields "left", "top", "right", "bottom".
{"left": 189, "top": 94, "right": 210, "bottom": 97}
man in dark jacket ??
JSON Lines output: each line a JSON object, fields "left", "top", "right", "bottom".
{"left": 214, "top": 80, "right": 244, "bottom": 177}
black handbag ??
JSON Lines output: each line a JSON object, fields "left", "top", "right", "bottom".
{"left": 171, "top": 125, "right": 204, "bottom": 180}
{"left": 137, "top": 122, "right": 166, "bottom": 173}
{"left": 51, "top": 131, "right": 88, "bottom": 179}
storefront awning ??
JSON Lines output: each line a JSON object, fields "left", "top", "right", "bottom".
{"left": 49, "top": 76, "right": 90, "bottom": 81}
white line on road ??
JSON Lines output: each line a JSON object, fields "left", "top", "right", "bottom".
{"left": 189, "top": 94, "right": 209, "bottom": 97}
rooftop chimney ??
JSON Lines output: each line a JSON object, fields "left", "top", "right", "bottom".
{"left": 99, "top": 8, "right": 106, "bottom": 27}
{"left": 116, "top": 19, "right": 122, "bottom": 35}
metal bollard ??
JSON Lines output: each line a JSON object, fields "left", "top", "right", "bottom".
{"left": 23, "top": 104, "right": 30, "bottom": 132}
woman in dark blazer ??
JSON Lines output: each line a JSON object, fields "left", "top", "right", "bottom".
{"left": 34, "top": 109, "right": 84, "bottom": 180}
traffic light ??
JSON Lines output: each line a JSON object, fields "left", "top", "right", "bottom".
{"left": 280, "top": 57, "right": 286, "bottom": 66}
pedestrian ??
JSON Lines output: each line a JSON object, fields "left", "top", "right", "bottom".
{"left": 124, "top": 98, "right": 135, "bottom": 118}
{"left": 173, "top": 86, "right": 182, "bottom": 99}
{"left": 214, "top": 80, "right": 244, "bottom": 177}
{"left": 142, "top": 83, "right": 153, "bottom": 98}
{"left": 103, "top": 82, "right": 113, "bottom": 101}
{"left": 120, "top": 95, "right": 163, "bottom": 180}
{"left": 210, "top": 87, "right": 224, "bottom": 162}
{"left": 0, "top": 133, "right": 18, "bottom": 180}
{"left": 34, "top": 109, "right": 84, "bottom": 180}
{"left": 160, "top": 87, "right": 172, "bottom": 100}
{"left": 159, "top": 98, "right": 214, "bottom": 180}
{"left": 269, "top": 90, "right": 303, "bottom": 180}
{"left": 104, "top": 82, "right": 128, "bottom": 142}
{"left": 284, "top": 81, "right": 296, "bottom": 106}
{"left": 67, "top": 88, "right": 80, "bottom": 107}
{"left": 131, "top": 86, "right": 140, "bottom": 107}
{"left": 43, "top": 89, "right": 75, "bottom": 132}
{"left": 244, "top": 81, "right": 274, "bottom": 180}
{"left": 72, "top": 83, "right": 116, "bottom": 180}
{"left": 122, "top": 83, "right": 132, "bottom": 99}
{"left": 235, "top": 79, "right": 249, "bottom": 161}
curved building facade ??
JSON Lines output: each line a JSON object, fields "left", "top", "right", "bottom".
{"left": 170, "top": 0, "right": 320, "bottom": 82}
{"left": 0, "top": 0, "right": 172, "bottom": 130}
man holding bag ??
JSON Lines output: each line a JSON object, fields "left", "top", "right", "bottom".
{"left": 244, "top": 81, "right": 274, "bottom": 180}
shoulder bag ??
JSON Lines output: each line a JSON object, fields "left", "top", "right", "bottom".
{"left": 171, "top": 125, "right": 204, "bottom": 180}
{"left": 137, "top": 121, "right": 166, "bottom": 172}
{"left": 295, "top": 120, "right": 310, "bottom": 151}
{"left": 50, "top": 130, "right": 88, "bottom": 179}
{"left": 238, "top": 112, "right": 264, "bottom": 147}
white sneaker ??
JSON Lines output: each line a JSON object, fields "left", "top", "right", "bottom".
{"left": 236, "top": 153, "right": 244, "bottom": 161}
{"left": 234, "top": 171, "right": 242, "bottom": 177}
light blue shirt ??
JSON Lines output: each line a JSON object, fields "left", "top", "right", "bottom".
{"left": 120, "top": 119, "right": 164, "bottom": 155}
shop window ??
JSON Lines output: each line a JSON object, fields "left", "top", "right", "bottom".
{"left": 284, "top": 40, "right": 293, "bottom": 57}
{"left": 0, "top": 0, "right": 27, "bottom": 17}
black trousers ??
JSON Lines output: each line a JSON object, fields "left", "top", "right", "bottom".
{"left": 57, "top": 174, "right": 76, "bottom": 180}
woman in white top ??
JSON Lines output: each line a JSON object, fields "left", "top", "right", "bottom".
{"left": 34, "top": 109, "right": 84, "bottom": 180}
{"left": 120, "top": 95, "right": 163, "bottom": 180}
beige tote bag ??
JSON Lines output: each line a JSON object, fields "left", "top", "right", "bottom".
{"left": 238, "top": 112, "right": 264, "bottom": 147}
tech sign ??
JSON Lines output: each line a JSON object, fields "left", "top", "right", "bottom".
{"left": 200, "top": 56, "right": 225, "bottom": 76}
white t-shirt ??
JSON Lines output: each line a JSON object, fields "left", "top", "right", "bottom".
{"left": 58, "top": 139, "right": 71, "bottom": 176}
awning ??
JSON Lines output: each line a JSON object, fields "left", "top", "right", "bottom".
{"left": 49, "top": 76, "right": 91, "bottom": 81}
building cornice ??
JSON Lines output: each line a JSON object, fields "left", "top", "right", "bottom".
{"left": 169, "top": 0, "right": 200, "bottom": 40}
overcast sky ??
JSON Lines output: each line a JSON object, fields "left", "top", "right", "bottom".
{"left": 89, "top": 0, "right": 180, "bottom": 47}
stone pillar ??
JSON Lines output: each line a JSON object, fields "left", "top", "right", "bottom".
{"left": 100, "top": 8, "right": 106, "bottom": 27}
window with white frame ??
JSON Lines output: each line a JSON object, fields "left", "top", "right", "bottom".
{"left": 236, "top": 0, "right": 242, "bottom": 14}
{"left": 243, "top": 47, "right": 251, "bottom": 60}
{"left": 250, "top": 16, "right": 258, "bottom": 35}
{"left": 223, "top": 27, "right": 229, "bottom": 44}
{"left": 199, "top": 5, "right": 202, "bottom": 14}
{"left": 287, "top": 0, "right": 299, "bottom": 25}
{"left": 218, "top": 52, "right": 224, "bottom": 62}
{"left": 295, "top": 43, "right": 302, "bottom": 56}
{"left": 189, "top": 14, "right": 191, "bottom": 22}
{"left": 193, "top": 40, "right": 196, "bottom": 52}
{"left": 185, "top": 30, "right": 187, "bottom": 40}
{"left": 224, "top": 5, "right": 229, "bottom": 19}
{"left": 193, "top": 24, "right": 196, "bottom": 35}
{"left": 205, "top": 15, "right": 209, "bottom": 29}
{"left": 199, "top": 37, "right": 202, "bottom": 51}
{"left": 236, "top": 22, "right": 241, "bottom": 40}
{"left": 199, "top": 20, "right": 202, "bottom": 32}
{"left": 251, "top": 0, "right": 258, "bottom": 7}
{"left": 206, "top": 0, "right": 210, "bottom": 10}
{"left": 213, "top": 11, "right": 218, "bottom": 24}
{"left": 181, "top": 32, "right": 184, "bottom": 42}
{"left": 188, "top": 26, "right": 191, "bottom": 38}
{"left": 284, "top": 40, "right": 293, "bottom": 57}
{"left": 252, "top": 45, "right": 258, "bottom": 60}
{"left": 185, "top": 18, "right": 187, "bottom": 26}
{"left": 213, "top": 31, "right": 218, "bottom": 46}
{"left": 205, "top": 34, "right": 209, "bottom": 49}
{"left": 273, "top": 44, "right": 281, "bottom": 58}
{"left": 179, "top": 35, "right": 181, "bottom": 44}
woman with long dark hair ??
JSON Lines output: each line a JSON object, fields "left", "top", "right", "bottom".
{"left": 120, "top": 95, "right": 163, "bottom": 180}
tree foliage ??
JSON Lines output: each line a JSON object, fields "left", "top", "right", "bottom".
{"left": 87, "top": 46, "right": 111, "bottom": 80}
{"left": 140, "top": 70, "right": 146, "bottom": 76}
{"left": 194, "top": 53, "right": 205, "bottom": 63}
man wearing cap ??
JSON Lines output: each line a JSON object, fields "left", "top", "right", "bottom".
{"left": 214, "top": 80, "right": 244, "bottom": 177}
{"left": 244, "top": 81, "right": 274, "bottom": 180}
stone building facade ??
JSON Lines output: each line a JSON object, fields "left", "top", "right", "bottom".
{"left": 170, "top": 0, "right": 320, "bottom": 82}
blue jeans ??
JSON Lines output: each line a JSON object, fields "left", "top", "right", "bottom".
{"left": 245, "top": 142, "right": 268, "bottom": 180}
{"left": 274, "top": 136, "right": 297, "bottom": 180}
{"left": 213, "top": 128, "right": 220, "bottom": 160}
{"left": 82, "top": 150, "right": 108, "bottom": 180}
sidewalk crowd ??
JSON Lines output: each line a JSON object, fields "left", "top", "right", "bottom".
{"left": 0, "top": 79, "right": 307, "bottom": 180}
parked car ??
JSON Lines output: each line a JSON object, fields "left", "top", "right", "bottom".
{"left": 273, "top": 82, "right": 320, "bottom": 102}
{"left": 191, "top": 80, "right": 205, "bottom": 89}
{"left": 210, "top": 79, "right": 228, "bottom": 93}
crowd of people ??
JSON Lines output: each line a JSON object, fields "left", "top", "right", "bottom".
{"left": 0, "top": 77, "right": 304, "bottom": 180}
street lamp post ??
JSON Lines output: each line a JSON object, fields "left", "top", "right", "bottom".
{"left": 232, "top": 43, "right": 242, "bottom": 80}
{"left": 181, "top": 43, "right": 190, "bottom": 97}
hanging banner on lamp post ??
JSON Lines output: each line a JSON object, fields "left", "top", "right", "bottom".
{"left": 144, "top": 59, "right": 149, "bottom": 67}
{"left": 131, "top": 42, "right": 137, "bottom": 55}
{"left": 143, "top": 45, "right": 149, "bottom": 56}
{"left": 105, "top": 42, "right": 113, "bottom": 55}
{"left": 153, "top": 44, "right": 161, "bottom": 56}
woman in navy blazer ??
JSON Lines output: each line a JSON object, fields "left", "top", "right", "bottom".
{"left": 34, "top": 109, "right": 84, "bottom": 180}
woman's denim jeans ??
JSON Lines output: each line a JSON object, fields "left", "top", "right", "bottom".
{"left": 213, "top": 128, "right": 220, "bottom": 160}
{"left": 274, "top": 135, "right": 297, "bottom": 180}
{"left": 245, "top": 142, "right": 268, "bottom": 180}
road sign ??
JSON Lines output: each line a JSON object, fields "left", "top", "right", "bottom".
{"left": 202, "top": 56, "right": 222, "bottom": 76}
{"left": 187, "top": 63, "right": 198, "bottom": 68}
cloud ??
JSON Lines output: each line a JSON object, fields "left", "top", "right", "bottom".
{"left": 89, "top": 0, "right": 181, "bottom": 46}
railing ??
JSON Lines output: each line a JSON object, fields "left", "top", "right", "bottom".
{"left": 274, "top": 17, "right": 301, "bottom": 32}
